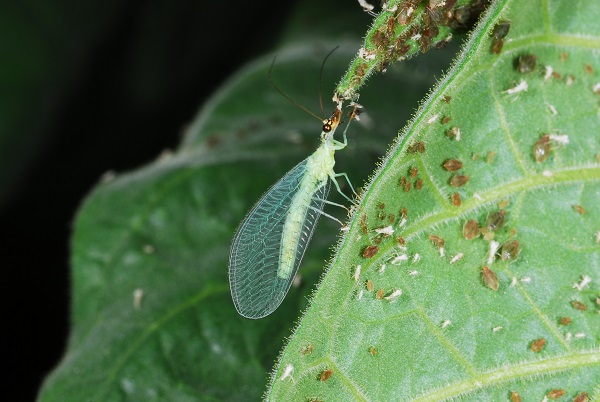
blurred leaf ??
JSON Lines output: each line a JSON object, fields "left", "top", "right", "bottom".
{"left": 269, "top": 0, "right": 600, "bottom": 400}
{"left": 37, "top": 1, "right": 458, "bottom": 399}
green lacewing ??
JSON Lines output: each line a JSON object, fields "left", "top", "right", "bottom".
{"left": 229, "top": 106, "right": 357, "bottom": 319}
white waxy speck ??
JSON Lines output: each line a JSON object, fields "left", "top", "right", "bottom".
{"left": 544, "top": 65, "right": 554, "bottom": 81}
{"left": 505, "top": 79, "right": 528, "bottom": 95}
{"left": 566, "top": 75, "right": 575, "bottom": 86}
{"left": 520, "top": 276, "right": 531, "bottom": 284}
{"left": 574, "top": 332, "right": 586, "bottom": 339}
{"left": 384, "top": 289, "right": 403, "bottom": 301}
{"left": 280, "top": 364, "right": 294, "bottom": 381}
{"left": 439, "top": 247, "right": 445, "bottom": 257}
{"left": 408, "top": 270, "right": 419, "bottom": 276}
{"left": 391, "top": 254, "right": 408, "bottom": 264}
{"left": 510, "top": 277, "right": 517, "bottom": 286}
{"left": 595, "top": 231, "right": 600, "bottom": 243}
{"left": 427, "top": 114, "right": 440, "bottom": 124}
{"left": 593, "top": 82, "right": 600, "bottom": 94}
{"left": 492, "top": 326, "right": 503, "bottom": 332}
{"left": 357, "top": 290, "right": 364, "bottom": 300}
{"left": 353, "top": 265, "right": 362, "bottom": 281}
{"left": 487, "top": 241, "right": 500, "bottom": 264}
{"left": 547, "top": 103, "right": 557, "bottom": 116}
{"left": 543, "top": 170, "right": 553, "bottom": 177}
{"left": 357, "top": 0, "right": 374, "bottom": 12}
{"left": 474, "top": 193, "right": 483, "bottom": 201}
{"left": 133, "top": 288, "right": 144, "bottom": 311}
{"left": 549, "top": 133, "right": 569, "bottom": 145}
{"left": 375, "top": 226, "right": 394, "bottom": 236}
{"left": 378, "top": 264, "right": 387, "bottom": 274}
{"left": 450, "top": 252, "right": 464, "bottom": 264}
{"left": 441, "top": 320, "right": 451, "bottom": 328}
{"left": 573, "top": 275, "right": 591, "bottom": 291}
{"left": 398, "top": 217, "right": 407, "bottom": 228}
{"left": 566, "top": 332, "right": 572, "bottom": 342}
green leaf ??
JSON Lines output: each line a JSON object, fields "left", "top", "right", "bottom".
{"left": 268, "top": 0, "right": 600, "bottom": 400}
{"left": 37, "top": 3, "right": 457, "bottom": 399}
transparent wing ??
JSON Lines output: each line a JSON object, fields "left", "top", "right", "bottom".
{"left": 229, "top": 159, "right": 330, "bottom": 319}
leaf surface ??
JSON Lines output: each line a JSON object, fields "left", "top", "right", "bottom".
{"left": 268, "top": 0, "right": 600, "bottom": 400}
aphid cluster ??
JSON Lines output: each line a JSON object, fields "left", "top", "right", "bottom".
{"left": 368, "top": 0, "right": 490, "bottom": 72}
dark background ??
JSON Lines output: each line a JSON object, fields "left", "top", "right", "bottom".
{"left": 0, "top": 1, "right": 297, "bottom": 399}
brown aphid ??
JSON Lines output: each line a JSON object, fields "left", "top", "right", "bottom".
{"left": 372, "top": 30, "right": 389, "bottom": 49}
{"left": 301, "top": 344, "right": 315, "bottom": 355}
{"left": 491, "top": 39, "right": 504, "bottom": 54}
{"left": 530, "top": 337, "right": 546, "bottom": 352}
{"left": 360, "top": 213, "right": 368, "bottom": 235}
{"left": 443, "top": 95, "right": 452, "bottom": 103}
{"left": 517, "top": 54, "right": 537, "bottom": 73}
{"left": 428, "top": 234, "right": 445, "bottom": 248}
{"left": 441, "top": 115, "right": 452, "bottom": 124}
{"left": 319, "top": 369, "right": 333, "bottom": 382}
{"left": 403, "top": 180, "right": 412, "bottom": 192}
{"left": 533, "top": 134, "right": 551, "bottom": 162}
{"left": 571, "top": 300, "right": 587, "bottom": 311}
{"left": 399, "top": 176, "right": 407, "bottom": 187}
{"left": 498, "top": 198, "right": 510, "bottom": 209}
{"left": 378, "top": 202, "right": 385, "bottom": 209}
{"left": 452, "top": 192, "right": 462, "bottom": 207}
{"left": 560, "top": 52, "right": 568, "bottom": 62}
{"left": 574, "top": 204, "right": 586, "bottom": 214}
{"left": 388, "top": 213, "right": 395, "bottom": 224}
{"left": 547, "top": 389, "right": 565, "bottom": 399}
{"left": 415, "top": 179, "right": 423, "bottom": 190}
{"left": 406, "top": 140, "right": 426, "bottom": 154}
{"left": 453, "top": 6, "right": 471, "bottom": 25}
{"left": 486, "top": 210, "right": 506, "bottom": 232}
{"left": 401, "top": 208, "right": 408, "bottom": 218}
{"left": 492, "top": 20, "right": 511, "bottom": 40}
{"left": 487, "top": 151, "right": 496, "bottom": 163}
{"left": 366, "top": 279, "right": 374, "bottom": 292}
{"left": 449, "top": 175, "right": 469, "bottom": 187}
{"left": 356, "top": 63, "right": 367, "bottom": 77}
{"left": 472, "top": 152, "right": 479, "bottom": 161}
{"left": 482, "top": 266, "right": 499, "bottom": 291}
{"left": 463, "top": 219, "right": 479, "bottom": 240}
{"left": 559, "top": 316, "right": 572, "bottom": 326}
{"left": 443, "top": 158, "right": 463, "bottom": 171}
{"left": 585, "top": 63, "right": 593, "bottom": 74}
{"left": 363, "top": 245, "right": 379, "bottom": 258}
{"left": 410, "top": 166, "right": 418, "bottom": 177}
{"left": 397, "top": 5, "right": 416, "bottom": 25}
{"left": 368, "top": 346, "right": 378, "bottom": 356}
{"left": 398, "top": 236, "right": 406, "bottom": 247}
{"left": 573, "top": 391, "right": 589, "bottom": 402}
{"left": 376, "top": 289, "right": 385, "bottom": 300}
{"left": 500, "top": 240, "right": 520, "bottom": 261}
{"left": 387, "top": 15, "right": 396, "bottom": 34}
{"left": 510, "top": 391, "right": 522, "bottom": 402}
